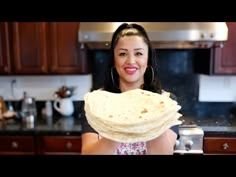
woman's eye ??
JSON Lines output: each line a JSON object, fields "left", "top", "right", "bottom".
{"left": 135, "top": 52, "right": 143, "bottom": 56}
{"left": 119, "top": 53, "right": 127, "bottom": 57}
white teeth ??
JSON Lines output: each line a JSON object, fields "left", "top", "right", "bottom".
{"left": 125, "top": 68, "right": 136, "bottom": 71}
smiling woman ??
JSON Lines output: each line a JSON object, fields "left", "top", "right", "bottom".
{"left": 81, "top": 23, "right": 179, "bottom": 155}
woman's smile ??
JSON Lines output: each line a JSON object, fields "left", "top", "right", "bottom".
{"left": 124, "top": 66, "right": 138, "bottom": 75}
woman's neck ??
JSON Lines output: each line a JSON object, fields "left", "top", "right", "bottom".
{"left": 119, "top": 80, "right": 144, "bottom": 92}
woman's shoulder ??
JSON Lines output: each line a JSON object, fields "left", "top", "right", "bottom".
{"left": 161, "top": 90, "right": 177, "bottom": 101}
{"left": 90, "top": 88, "right": 104, "bottom": 91}
{"left": 161, "top": 90, "right": 170, "bottom": 97}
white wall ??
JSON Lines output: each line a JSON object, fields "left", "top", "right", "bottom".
{"left": 0, "top": 75, "right": 92, "bottom": 101}
{"left": 1, "top": 74, "right": 236, "bottom": 102}
{"left": 199, "top": 75, "right": 236, "bottom": 102}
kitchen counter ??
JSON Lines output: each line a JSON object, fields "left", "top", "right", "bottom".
{"left": 179, "top": 115, "right": 236, "bottom": 137}
{"left": 0, "top": 116, "right": 82, "bottom": 136}
{"left": 1, "top": 114, "right": 236, "bottom": 137}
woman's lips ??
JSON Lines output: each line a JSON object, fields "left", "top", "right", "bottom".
{"left": 124, "top": 67, "right": 137, "bottom": 75}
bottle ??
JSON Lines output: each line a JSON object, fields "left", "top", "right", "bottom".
{"left": 21, "top": 91, "right": 37, "bottom": 119}
{"left": 45, "top": 101, "right": 53, "bottom": 117}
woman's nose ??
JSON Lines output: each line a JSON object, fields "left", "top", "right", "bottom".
{"left": 126, "top": 54, "right": 135, "bottom": 63}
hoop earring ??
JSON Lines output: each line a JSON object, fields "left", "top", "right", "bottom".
{"left": 148, "top": 65, "right": 154, "bottom": 84}
{"left": 111, "top": 67, "right": 119, "bottom": 89}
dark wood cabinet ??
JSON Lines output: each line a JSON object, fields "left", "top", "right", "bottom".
{"left": 0, "top": 135, "right": 82, "bottom": 155}
{"left": 36, "top": 136, "right": 82, "bottom": 155}
{"left": 11, "top": 22, "right": 48, "bottom": 74}
{"left": 5, "top": 22, "right": 90, "bottom": 75}
{"left": 204, "top": 136, "right": 236, "bottom": 155}
{"left": 194, "top": 22, "right": 236, "bottom": 75}
{"left": 48, "top": 22, "right": 90, "bottom": 74}
{"left": 0, "top": 136, "right": 35, "bottom": 155}
{"left": 212, "top": 22, "right": 236, "bottom": 74}
{"left": 0, "top": 22, "right": 11, "bottom": 74}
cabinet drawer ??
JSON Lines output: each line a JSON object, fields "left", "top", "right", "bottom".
{"left": 0, "top": 136, "right": 35, "bottom": 154}
{"left": 204, "top": 137, "right": 236, "bottom": 154}
{"left": 39, "top": 136, "right": 82, "bottom": 154}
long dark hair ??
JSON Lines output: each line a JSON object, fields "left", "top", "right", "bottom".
{"left": 103, "top": 23, "right": 162, "bottom": 93}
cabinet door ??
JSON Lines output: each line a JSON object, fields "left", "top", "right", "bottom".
{"left": 213, "top": 22, "right": 236, "bottom": 74}
{"left": 0, "top": 22, "right": 11, "bottom": 74}
{"left": 48, "top": 22, "right": 91, "bottom": 74}
{"left": 37, "top": 136, "right": 82, "bottom": 155}
{"left": 204, "top": 137, "right": 236, "bottom": 155}
{"left": 0, "top": 136, "right": 35, "bottom": 155}
{"left": 11, "top": 22, "right": 48, "bottom": 74}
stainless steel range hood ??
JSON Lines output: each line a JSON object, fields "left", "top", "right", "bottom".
{"left": 78, "top": 22, "right": 228, "bottom": 49}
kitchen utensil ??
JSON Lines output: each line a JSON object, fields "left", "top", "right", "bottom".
{"left": 54, "top": 98, "right": 74, "bottom": 116}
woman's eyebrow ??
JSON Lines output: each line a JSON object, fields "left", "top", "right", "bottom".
{"left": 117, "top": 48, "right": 144, "bottom": 51}
{"left": 134, "top": 48, "right": 144, "bottom": 51}
{"left": 118, "top": 48, "right": 128, "bottom": 51}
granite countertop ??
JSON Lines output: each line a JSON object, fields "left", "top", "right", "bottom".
{"left": 179, "top": 115, "right": 236, "bottom": 136}
{"left": 0, "top": 115, "right": 82, "bottom": 136}
{"left": 1, "top": 114, "right": 236, "bottom": 137}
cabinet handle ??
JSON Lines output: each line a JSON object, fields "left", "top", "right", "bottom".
{"left": 4, "top": 67, "right": 8, "bottom": 72}
{"left": 41, "top": 66, "right": 47, "bottom": 73}
{"left": 11, "top": 141, "right": 18, "bottom": 149}
{"left": 51, "top": 66, "right": 56, "bottom": 72}
{"left": 222, "top": 143, "right": 229, "bottom": 150}
{"left": 66, "top": 141, "right": 72, "bottom": 150}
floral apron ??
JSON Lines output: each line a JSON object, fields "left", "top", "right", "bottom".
{"left": 115, "top": 142, "right": 147, "bottom": 155}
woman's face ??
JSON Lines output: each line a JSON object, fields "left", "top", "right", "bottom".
{"left": 114, "top": 36, "right": 148, "bottom": 89}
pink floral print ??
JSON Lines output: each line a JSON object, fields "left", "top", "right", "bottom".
{"left": 115, "top": 142, "right": 147, "bottom": 155}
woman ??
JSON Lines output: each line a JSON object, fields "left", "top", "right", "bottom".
{"left": 81, "top": 23, "right": 178, "bottom": 155}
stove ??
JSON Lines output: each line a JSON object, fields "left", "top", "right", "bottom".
{"left": 174, "top": 124, "right": 204, "bottom": 155}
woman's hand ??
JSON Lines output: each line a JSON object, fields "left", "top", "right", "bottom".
{"left": 81, "top": 133, "right": 120, "bottom": 154}
{"left": 146, "top": 129, "right": 177, "bottom": 155}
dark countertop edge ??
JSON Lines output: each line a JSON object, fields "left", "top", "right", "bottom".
{"left": 201, "top": 126, "right": 236, "bottom": 137}
{"left": 0, "top": 130, "right": 81, "bottom": 136}
{"left": 204, "top": 131, "right": 236, "bottom": 137}
{"left": 1, "top": 129, "right": 236, "bottom": 137}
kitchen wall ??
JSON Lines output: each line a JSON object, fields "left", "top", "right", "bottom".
{"left": 1, "top": 49, "right": 236, "bottom": 119}
{"left": 199, "top": 75, "right": 236, "bottom": 102}
{"left": 0, "top": 75, "right": 92, "bottom": 101}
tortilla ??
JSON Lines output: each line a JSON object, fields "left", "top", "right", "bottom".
{"left": 84, "top": 89, "right": 182, "bottom": 143}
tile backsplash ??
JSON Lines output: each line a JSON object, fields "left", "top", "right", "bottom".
{"left": 199, "top": 75, "right": 236, "bottom": 102}
{"left": 0, "top": 75, "right": 92, "bottom": 101}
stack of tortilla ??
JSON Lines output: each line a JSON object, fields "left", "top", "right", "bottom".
{"left": 84, "top": 89, "right": 182, "bottom": 143}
